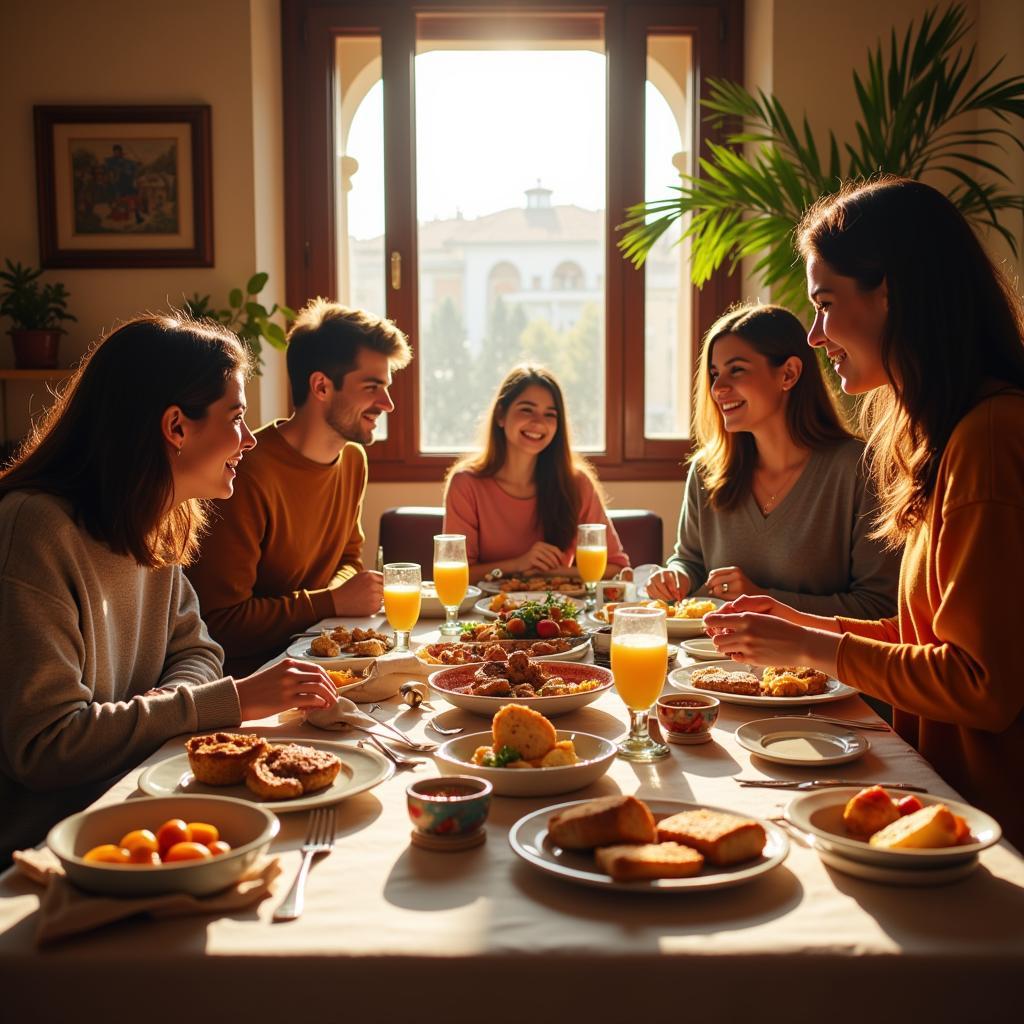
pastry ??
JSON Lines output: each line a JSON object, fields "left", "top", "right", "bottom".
{"left": 842, "top": 785, "right": 901, "bottom": 838}
{"left": 245, "top": 743, "right": 342, "bottom": 801}
{"left": 656, "top": 809, "right": 766, "bottom": 866}
{"left": 185, "top": 732, "right": 269, "bottom": 786}
{"left": 491, "top": 703, "right": 558, "bottom": 762}
{"left": 595, "top": 842, "right": 705, "bottom": 881}
{"left": 689, "top": 667, "right": 761, "bottom": 696}
{"left": 547, "top": 795, "right": 657, "bottom": 850}
{"left": 869, "top": 804, "right": 959, "bottom": 849}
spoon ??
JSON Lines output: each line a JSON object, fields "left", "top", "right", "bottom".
{"left": 357, "top": 737, "right": 425, "bottom": 770}
{"left": 426, "top": 716, "right": 463, "bottom": 736}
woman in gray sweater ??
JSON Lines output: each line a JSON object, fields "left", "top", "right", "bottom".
{"left": 648, "top": 304, "right": 899, "bottom": 618}
{"left": 0, "top": 314, "right": 338, "bottom": 863}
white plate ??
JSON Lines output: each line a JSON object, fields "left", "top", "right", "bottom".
{"left": 678, "top": 638, "right": 722, "bottom": 660}
{"left": 434, "top": 731, "right": 616, "bottom": 796}
{"left": 670, "top": 661, "right": 857, "bottom": 706}
{"left": 429, "top": 661, "right": 614, "bottom": 717}
{"left": 736, "top": 717, "right": 869, "bottom": 766}
{"left": 786, "top": 788, "right": 1002, "bottom": 868}
{"left": 586, "top": 598, "right": 723, "bottom": 638}
{"left": 478, "top": 574, "right": 585, "bottom": 597}
{"left": 419, "top": 583, "right": 481, "bottom": 619}
{"left": 474, "top": 591, "right": 585, "bottom": 619}
{"left": 415, "top": 632, "right": 592, "bottom": 664}
{"left": 286, "top": 636, "right": 395, "bottom": 662}
{"left": 814, "top": 845, "right": 979, "bottom": 886}
{"left": 509, "top": 798, "right": 789, "bottom": 892}
{"left": 138, "top": 736, "right": 394, "bottom": 813}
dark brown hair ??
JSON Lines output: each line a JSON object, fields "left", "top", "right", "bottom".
{"left": 798, "top": 177, "right": 1024, "bottom": 543}
{"left": 0, "top": 313, "right": 251, "bottom": 568}
{"left": 286, "top": 298, "right": 411, "bottom": 407}
{"left": 693, "top": 303, "right": 853, "bottom": 510}
{"left": 444, "top": 365, "right": 601, "bottom": 550}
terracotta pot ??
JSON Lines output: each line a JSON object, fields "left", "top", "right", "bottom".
{"left": 10, "top": 329, "right": 62, "bottom": 369}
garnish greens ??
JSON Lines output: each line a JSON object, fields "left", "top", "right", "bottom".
{"left": 482, "top": 745, "right": 521, "bottom": 768}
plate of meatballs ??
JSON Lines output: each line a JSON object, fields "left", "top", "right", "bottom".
{"left": 428, "top": 653, "right": 614, "bottom": 717}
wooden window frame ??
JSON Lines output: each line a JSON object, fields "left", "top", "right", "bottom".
{"left": 282, "top": 0, "right": 743, "bottom": 481}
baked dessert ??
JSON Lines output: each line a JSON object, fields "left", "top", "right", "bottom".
{"left": 185, "top": 732, "right": 269, "bottom": 786}
{"left": 689, "top": 667, "right": 761, "bottom": 696}
{"left": 656, "top": 809, "right": 766, "bottom": 866}
{"left": 595, "top": 842, "right": 705, "bottom": 881}
{"left": 761, "top": 665, "right": 829, "bottom": 696}
{"left": 547, "top": 795, "right": 657, "bottom": 850}
{"left": 842, "top": 785, "right": 901, "bottom": 838}
{"left": 245, "top": 744, "right": 342, "bottom": 801}
{"left": 869, "top": 803, "right": 959, "bottom": 849}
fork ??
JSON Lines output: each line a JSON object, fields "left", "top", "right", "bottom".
{"left": 367, "top": 704, "right": 438, "bottom": 750}
{"left": 358, "top": 736, "right": 425, "bottom": 770}
{"left": 273, "top": 806, "right": 336, "bottom": 922}
{"left": 736, "top": 778, "right": 929, "bottom": 793}
{"left": 797, "top": 712, "right": 891, "bottom": 732}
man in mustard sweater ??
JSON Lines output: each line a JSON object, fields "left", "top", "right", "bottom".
{"left": 188, "top": 299, "right": 412, "bottom": 675}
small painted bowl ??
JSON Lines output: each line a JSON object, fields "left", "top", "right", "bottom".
{"left": 406, "top": 775, "right": 492, "bottom": 837}
{"left": 656, "top": 692, "right": 720, "bottom": 745}
{"left": 590, "top": 625, "right": 613, "bottom": 655}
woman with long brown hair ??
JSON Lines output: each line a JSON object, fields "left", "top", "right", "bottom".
{"left": 0, "top": 313, "right": 338, "bottom": 863}
{"left": 705, "top": 178, "right": 1024, "bottom": 846}
{"left": 647, "top": 303, "right": 899, "bottom": 617}
{"left": 443, "top": 364, "right": 628, "bottom": 583}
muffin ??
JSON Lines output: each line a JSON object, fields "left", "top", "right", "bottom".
{"left": 185, "top": 732, "right": 270, "bottom": 786}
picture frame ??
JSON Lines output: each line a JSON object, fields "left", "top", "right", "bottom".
{"left": 34, "top": 105, "right": 213, "bottom": 268}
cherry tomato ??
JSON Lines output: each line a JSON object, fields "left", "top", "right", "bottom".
{"left": 83, "top": 844, "right": 131, "bottom": 864}
{"left": 549, "top": 607, "right": 563, "bottom": 621}
{"left": 505, "top": 617, "right": 527, "bottom": 637}
{"left": 535, "top": 618, "right": 560, "bottom": 639}
{"left": 207, "top": 841, "right": 232, "bottom": 856}
{"left": 156, "top": 818, "right": 191, "bottom": 855}
{"left": 119, "top": 828, "right": 158, "bottom": 857}
{"left": 187, "top": 822, "right": 219, "bottom": 847}
{"left": 128, "top": 849, "right": 162, "bottom": 866}
{"left": 896, "top": 795, "right": 924, "bottom": 817}
{"left": 164, "top": 841, "right": 213, "bottom": 862}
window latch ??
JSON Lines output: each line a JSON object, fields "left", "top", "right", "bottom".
{"left": 390, "top": 251, "right": 401, "bottom": 290}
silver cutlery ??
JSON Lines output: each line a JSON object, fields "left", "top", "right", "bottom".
{"left": 367, "top": 704, "right": 438, "bottom": 750}
{"left": 737, "top": 778, "right": 929, "bottom": 792}
{"left": 273, "top": 806, "right": 336, "bottom": 922}
{"left": 797, "top": 712, "right": 891, "bottom": 733}
{"left": 426, "top": 716, "right": 463, "bottom": 736}
{"left": 358, "top": 736, "right": 425, "bottom": 769}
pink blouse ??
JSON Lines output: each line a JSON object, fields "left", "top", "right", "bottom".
{"left": 443, "top": 471, "right": 629, "bottom": 569}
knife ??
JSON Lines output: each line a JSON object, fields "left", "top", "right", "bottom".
{"left": 737, "top": 779, "right": 930, "bottom": 793}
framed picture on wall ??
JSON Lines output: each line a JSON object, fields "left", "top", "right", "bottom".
{"left": 34, "top": 105, "right": 213, "bottom": 268}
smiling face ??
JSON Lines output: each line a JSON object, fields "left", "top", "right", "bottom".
{"left": 173, "top": 371, "right": 256, "bottom": 501}
{"left": 708, "top": 334, "right": 799, "bottom": 433}
{"left": 325, "top": 347, "right": 396, "bottom": 445}
{"left": 498, "top": 383, "right": 559, "bottom": 457}
{"left": 806, "top": 255, "right": 889, "bottom": 394}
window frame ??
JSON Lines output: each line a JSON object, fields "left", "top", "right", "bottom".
{"left": 282, "top": 0, "right": 743, "bottom": 481}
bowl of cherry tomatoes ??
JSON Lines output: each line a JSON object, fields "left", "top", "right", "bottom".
{"left": 47, "top": 795, "right": 279, "bottom": 897}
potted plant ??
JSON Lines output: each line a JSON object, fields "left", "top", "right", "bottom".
{"left": 185, "top": 273, "right": 295, "bottom": 374}
{"left": 0, "top": 259, "right": 77, "bottom": 369}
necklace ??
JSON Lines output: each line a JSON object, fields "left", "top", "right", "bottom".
{"left": 755, "top": 457, "right": 809, "bottom": 516}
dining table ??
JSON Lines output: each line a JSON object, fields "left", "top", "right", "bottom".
{"left": 1, "top": 610, "right": 1022, "bottom": 1024}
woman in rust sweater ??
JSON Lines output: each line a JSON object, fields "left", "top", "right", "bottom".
{"left": 704, "top": 177, "right": 1024, "bottom": 848}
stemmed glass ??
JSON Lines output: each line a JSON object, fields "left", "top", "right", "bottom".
{"left": 610, "top": 605, "right": 670, "bottom": 761}
{"left": 433, "top": 534, "right": 468, "bottom": 637}
{"left": 383, "top": 562, "right": 422, "bottom": 653}
{"left": 576, "top": 523, "right": 607, "bottom": 611}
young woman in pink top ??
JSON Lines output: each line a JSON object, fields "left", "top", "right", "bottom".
{"left": 443, "top": 365, "right": 629, "bottom": 583}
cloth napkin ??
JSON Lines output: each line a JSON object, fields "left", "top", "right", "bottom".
{"left": 302, "top": 692, "right": 402, "bottom": 734}
{"left": 12, "top": 847, "right": 282, "bottom": 947}
{"left": 327, "top": 650, "right": 432, "bottom": 702}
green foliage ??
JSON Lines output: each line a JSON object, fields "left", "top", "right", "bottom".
{"left": 618, "top": 3, "right": 1024, "bottom": 319}
{"left": 184, "top": 272, "right": 295, "bottom": 374}
{"left": 0, "top": 259, "right": 77, "bottom": 332}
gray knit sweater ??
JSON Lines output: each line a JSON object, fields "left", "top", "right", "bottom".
{"left": 0, "top": 491, "right": 241, "bottom": 860}
{"left": 666, "top": 439, "right": 900, "bottom": 618}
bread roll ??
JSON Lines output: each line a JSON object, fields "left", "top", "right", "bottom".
{"left": 656, "top": 809, "right": 766, "bottom": 866}
{"left": 869, "top": 804, "right": 959, "bottom": 849}
{"left": 547, "top": 795, "right": 656, "bottom": 850}
{"left": 595, "top": 842, "right": 704, "bottom": 881}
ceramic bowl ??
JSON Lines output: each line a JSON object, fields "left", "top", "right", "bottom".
{"left": 47, "top": 794, "right": 279, "bottom": 897}
{"left": 406, "top": 776, "right": 492, "bottom": 836}
{"left": 655, "top": 692, "right": 720, "bottom": 744}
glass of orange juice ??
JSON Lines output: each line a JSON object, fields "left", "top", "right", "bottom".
{"left": 576, "top": 523, "right": 607, "bottom": 611}
{"left": 383, "top": 562, "right": 422, "bottom": 653}
{"left": 433, "top": 534, "right": 469, "bottom": 636}
{"left": 610, "top": 605, "right": 670, "bottom": 761}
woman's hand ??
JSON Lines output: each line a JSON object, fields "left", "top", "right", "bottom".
{"left": 235, "top": 658, "right": 339, "bottom": 721}
{"left": 331, "top": 571, "right": 383, "bottom": 616}
{"left": 703, "top": 596, "right": 841, "bottom": 675}
{"left": 514, "top": 541, "right": 565, "bottom": 574}
{"left": 705, "top": 566, "right": 760, "bottom": 600}
{"left": 646, "top": 567, "right": 691, "bottom": 602}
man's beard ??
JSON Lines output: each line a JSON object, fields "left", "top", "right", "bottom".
{"left": 326, "top": 402, "right": 375, "bottom": 445}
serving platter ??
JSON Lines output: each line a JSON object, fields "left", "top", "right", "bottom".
{"left": 415, "top": 632, "right": 592, "bottom": 664}
{"left": 474, "top": 591, "right": 585, "bottom": 619}
{"left": 670, "top": 661, "right": 857, "bottom": 707}
{"left": 286, "top": 635, "right": 395, "bottom": 662}
{"left": 478, "top": 572, "right": 585, "bottom": 597}
{"left": 586, "top": 597, "right": 723, "bottom": 639}
{"left": 138, "top": 736, "right": 393, "bottom": 813}
{"left": 509, "top": 798, "right": 789, "bottom": 892}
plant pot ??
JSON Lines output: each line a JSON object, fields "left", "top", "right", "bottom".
{"left": 10, "top": 329, "right": 61, "bottom": 369}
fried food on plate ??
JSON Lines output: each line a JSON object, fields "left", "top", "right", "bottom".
{"left": 689, "top": 667, "right": 761, "bottom": 697}
{"left": 491, "top": 703, "right": 557, "bottom": 762}
{"left": 245, "top": 744, "right": 341, "bottom": 801}
{"left": 185, "top": 732, "right": 269, "bottom": 785}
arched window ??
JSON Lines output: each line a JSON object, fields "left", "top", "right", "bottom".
{"left": 552, "top": 261, "right": 584, "bottom": 291}
{"left": 487, "top": 261, "right": 522, "bottom": 307}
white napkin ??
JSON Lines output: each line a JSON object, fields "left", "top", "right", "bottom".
{"left": 329, "top": 650, "right": 431, "bottom": 703}
{"left": 304, "top": 693, "right": 390, "bottom": 732}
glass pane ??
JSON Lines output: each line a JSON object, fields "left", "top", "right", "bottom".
{"left": 334, "top": 35, "right": 388, "bottom": 439}
{"left": 644, "top": 35, "right": 694, "bottom": 440}
{"left": 415, "top": 26, "right": 606, "bottom": 453}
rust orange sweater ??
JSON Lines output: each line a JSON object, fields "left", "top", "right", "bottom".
{"left": 836, "top": 391, "right": 1024, "bottom": 849}
{"left": 187, "top": 422, "right": 367, "bottom": 676}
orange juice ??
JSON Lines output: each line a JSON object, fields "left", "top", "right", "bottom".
{"left": 384, "top": 584, "right": 421, "bottom": 632}
{"left": 576, "top": 545, "right": 607, "bottom": 584}
{"left": 433, "top": 560, "right": 469, "bottom": 607}
{"left": 611, "top": 635, "right": 667, "bottom": 710}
